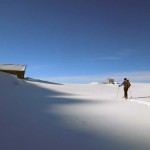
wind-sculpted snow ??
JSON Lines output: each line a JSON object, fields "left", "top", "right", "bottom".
{"left": 1, "top": 72, "right": 150, "bottom": 150}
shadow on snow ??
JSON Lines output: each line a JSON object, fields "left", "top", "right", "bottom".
{"left": 0, "top": 77, "right": 145, "bottom": 150}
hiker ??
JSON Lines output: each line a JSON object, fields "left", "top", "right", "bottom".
{"left": 119, "top": 78, "right": 131, "bottom": 100}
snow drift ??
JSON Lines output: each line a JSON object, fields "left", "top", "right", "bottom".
{"left": 1, "top": 72, "right": 150, "bottom": 150}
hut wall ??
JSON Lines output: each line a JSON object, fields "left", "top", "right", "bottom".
{"left": 0, "top": 70, "right": 25, "bottom": 79}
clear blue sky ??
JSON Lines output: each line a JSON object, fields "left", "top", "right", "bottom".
{"left": 0, "top": 0, "right": 150, "bottom": 83}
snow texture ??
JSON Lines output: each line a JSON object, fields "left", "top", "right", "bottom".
{"left": 1, "top": 72, "right": 150, "bottom": 150}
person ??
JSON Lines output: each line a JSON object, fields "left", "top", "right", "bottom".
{"left": 119, "top": 78, "right": 131, "bottom": 100}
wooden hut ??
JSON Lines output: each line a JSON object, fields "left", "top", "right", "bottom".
{"left": 0, "top": 64, "right": 26, "bottom": 79}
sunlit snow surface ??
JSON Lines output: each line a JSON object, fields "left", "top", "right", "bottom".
{"left": 1, "top": 72, "right": 150, "bottom": 150}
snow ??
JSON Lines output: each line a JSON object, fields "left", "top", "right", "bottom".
{"left": 1, "top": 72, "right": 150, "bottom": 150}
{"left": 0, "top": 64, "right": 26, "bottom": 71}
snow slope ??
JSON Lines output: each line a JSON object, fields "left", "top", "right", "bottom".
{"left": 1, "top": 72, "right": 150, "bottom": 150}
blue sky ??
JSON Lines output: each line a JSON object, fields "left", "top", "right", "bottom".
{"left": 0, "top": 0, "right": 150, "bottom": 83}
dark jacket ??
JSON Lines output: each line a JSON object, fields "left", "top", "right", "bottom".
{"left": 120, "top": 80, "right": 131, "bottom": 88}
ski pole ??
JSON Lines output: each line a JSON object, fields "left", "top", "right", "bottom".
{"left": 116, "top": 85, "right": 119, "bottom": 100}
{"left": 129, "top": 88, "right": 132, "bottom": 99}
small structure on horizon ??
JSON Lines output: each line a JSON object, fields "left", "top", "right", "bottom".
{"left": 107, "top": 78, "right": 114, "bottom": 84}
{"left": 0, "top": 64, "right": 26, "bottom": 79}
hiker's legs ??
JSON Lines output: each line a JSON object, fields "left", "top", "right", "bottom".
{"left": 124, "top": 87, "right": 128, "bottom": 99}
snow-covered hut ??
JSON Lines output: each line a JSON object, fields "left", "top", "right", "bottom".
{"left": 107, "top": 78, "right": 114, "bottom": 84}
{"left": 0, "top": 64, "right": 26, "bottom": 79}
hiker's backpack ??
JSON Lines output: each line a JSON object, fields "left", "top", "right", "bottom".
{"left": 124, "top": 80, "right": 131, "bottom": 88}
{"left": 127, "top": 80, "right": 131, "bottom": 88}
